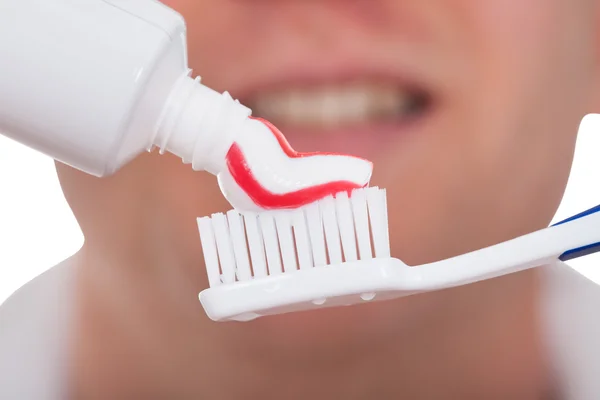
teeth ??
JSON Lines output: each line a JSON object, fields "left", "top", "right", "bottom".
{"left": 252, "top": 83, "right": 412, "bottom": 128}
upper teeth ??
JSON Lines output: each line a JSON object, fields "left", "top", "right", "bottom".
{"left": 251, "top": 83, "right": 411, "bottom": 128}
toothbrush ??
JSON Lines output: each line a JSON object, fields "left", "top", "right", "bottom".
{"left": 197, "top": 187, "right": 600, "bottom": 322}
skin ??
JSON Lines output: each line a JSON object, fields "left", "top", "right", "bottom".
{"left": 58, "top": 1, "right": 600, "bottom": 398}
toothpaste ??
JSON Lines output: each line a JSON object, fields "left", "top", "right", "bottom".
{"left": 217, "top": 117, "right": 373, "bottom": 211}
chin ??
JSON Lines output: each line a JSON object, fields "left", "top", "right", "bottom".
{"left": 229, "top": 292, "right": 440, "bottom": 355}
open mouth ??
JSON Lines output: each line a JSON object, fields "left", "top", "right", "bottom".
{"left": 243, "top": 80, "right": 432, "bottom": 132}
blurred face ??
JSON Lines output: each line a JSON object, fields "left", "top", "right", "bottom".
{"left": 158, "top": 0, "right": 596, "bottom": 263}
{"left": 63, "top": 1, "right": 600, "bottom": 398}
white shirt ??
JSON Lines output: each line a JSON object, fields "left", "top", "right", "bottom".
{"left": 0, "top": 258, "right": 74, "bottom": 400}
{"left": 0, "top": 259, "right": 599, "bottom": 399}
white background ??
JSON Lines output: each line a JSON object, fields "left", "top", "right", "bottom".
{"left": 0, "top": 115, "right": 599, "bottom": 305}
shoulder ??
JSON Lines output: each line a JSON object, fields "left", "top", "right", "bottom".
{"left": 541, "top": 261, "right": 600, "bottom": 400}
{"left": 0, "top": 257, "right": 76, "bottom": 321}
{"left": 0, "top": 256, "right": 77, "bottom": 400}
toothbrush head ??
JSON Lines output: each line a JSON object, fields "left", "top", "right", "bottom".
{"left": 197, "top": 187, "right": 409, "bottom": 322}
{"left": 198, "top": 187, "right": 600, "bottom": 322}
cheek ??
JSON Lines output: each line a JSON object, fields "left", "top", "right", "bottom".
{"left": 452, "top": 0, "right": 585, "bottom": 191}
{"left": 381, "top": 1, "right": 588, "bottom": 262}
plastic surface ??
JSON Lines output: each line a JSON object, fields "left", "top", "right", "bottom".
{"left": 0, "top": 0, "right": 250, "bottom": 177}
{"left": 198, "top": 188, "right": 600, "bottom": 322}
{"left": 0, "top": 0, "right": 372, "bottom": 213}
{"left": 154, "top": 75, "right": 251, "bottom": 175}
{"left": 0, "top": 0, "right": 176, "bottom": 175}
{"left": 552, "top": 203, "right": 600, "bottom": 261}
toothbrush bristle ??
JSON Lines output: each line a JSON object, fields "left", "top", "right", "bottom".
{"left": 243, "top": 213, "right": 268, "bottom": 278}
{"left": 321, "top": 195, "right": 343, "bottom": 265}
{"left": 335, "top": 191, "right": 358, "bottom": 262}
{"left": 366, "top": 187, "right": 391, "bottom": 258}
{"left": 197, "top": 187, "right": 390, "bottom": 287}
{"left": 259, "top": 213, "right": 282, "bottom": 276}
{"left": 226, "top": 210, "right": 252, "bottom": 281}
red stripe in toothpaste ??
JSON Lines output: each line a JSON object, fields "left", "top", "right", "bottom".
{"left": 225, "top": 118, "right": 370, "bottom": 210}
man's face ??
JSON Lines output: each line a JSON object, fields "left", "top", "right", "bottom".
{"left": 58, "top": 4, "right": 599, "bottom": 396}
{"left": 161, "top": 0, "right": 597, "bottom": 262}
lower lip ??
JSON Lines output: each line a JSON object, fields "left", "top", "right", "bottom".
{"left": 273, "top": 113, "right": 430, "bottom": 161}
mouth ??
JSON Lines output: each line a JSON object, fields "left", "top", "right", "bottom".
{"left": 240, "top": 77, "right": 434, "bottom": 157}
{"left": 244, "top": 80, "right": 431, "bottom": 129}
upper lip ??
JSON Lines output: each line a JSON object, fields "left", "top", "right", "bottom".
{"left": 227, "top": 54, "right": 437, "bottom": 105}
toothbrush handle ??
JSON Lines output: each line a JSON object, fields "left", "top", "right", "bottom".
{"left": 552, "top": 204, "right": 600, "bottom": 261}
{"left": 411, "top": 204, "right": 600, "bottom": 290}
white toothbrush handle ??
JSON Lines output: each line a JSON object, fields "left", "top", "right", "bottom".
{"left": 407, "top": 204, "right": 600, "bottom": 290}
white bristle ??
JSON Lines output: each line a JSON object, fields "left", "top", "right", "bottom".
{"left": 291, "top": 209, "right": 313, "bottom": 270}
{"left": 274, "top": 212, "right": 298, "bottom": 273}
{"left": 334, "top": 191, "right": 358, "bottom": 262}
{"left": 320, "top": 195, "right": 343, "bottom": 265}
{"left": 350, "top": 188, "right": 373, "bottom": 260}
{"left": 196, "top": 187, "right": 391, "bottom": 284}
{"left": 366, "top": 187, "right": 390, "bottom": 258}
{"left": 226, "top": 210, "right": 252, "bottom": 281}
{"left": 305, "top": 202, "right": 327, "bottom": 267}
{"left": 197, "top": 217, "right": 221, "bottom": 287}
{"left": 210, "top": 213, "right": 236, "bottom": 284}
{"left": 381, "top": 188, "right": 391, "bottom": 256}
{"left": 243, "top": 213, "right": 268, "bottom": 278}
{"left": 258, "top": 213, "right": 283, "bottom": 275}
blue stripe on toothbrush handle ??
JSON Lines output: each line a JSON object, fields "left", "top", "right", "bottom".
{"left": 559, "top": 243, "right": 600, "bottom": 262}
{"left": 551, "top": 204, "right": 600, "bottom": 262}
{"left": 551, "top": 204, "right": 600, "bottom": 226}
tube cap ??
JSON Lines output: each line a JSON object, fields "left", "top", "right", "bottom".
{"left": 154, "top": 73, "right": 252, "bottom": 175}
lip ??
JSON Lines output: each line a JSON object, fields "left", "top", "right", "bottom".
{"left": 221, "top": 54, "right": 438, "bottom": 161}
{"left": 230, "top": 55, "right": 437, "bottom": 105}
{"left": 274, "top": 111, "right": 432, "bottom": 161}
